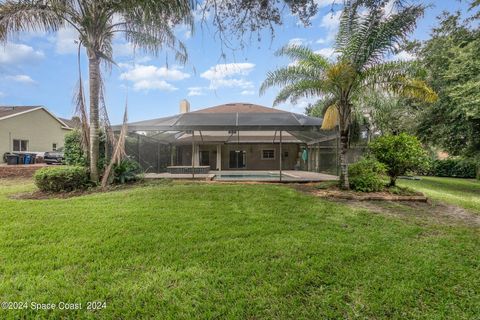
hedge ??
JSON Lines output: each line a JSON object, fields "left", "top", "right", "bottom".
{"left": 430, "top": 159, "right": 477, "bottom": 178}
{"left": 34, "top": 166, "right": 90, "bottom": 192}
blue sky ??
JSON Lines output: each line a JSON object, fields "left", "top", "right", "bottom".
{"left": 0, "top": 0, "right": 472, "bottom": 124}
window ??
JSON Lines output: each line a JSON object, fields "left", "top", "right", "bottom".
{"left": 261, "top": 149, "right": 275, "bottom": 160}
{"left": 13, "top": 139, "right": 28, "bottom": 152}
{"left": 52, "top": 143, "right": 57, "bottom": 151}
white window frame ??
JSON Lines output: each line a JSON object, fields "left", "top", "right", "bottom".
{"left": 261, "top": 149, "right": 275, "bottom": 160}
{"left": 52, "top": 143, "right": 58, "bottom": 151}
{"left": 13, "top": 139, "right": 28, "bottom": 152}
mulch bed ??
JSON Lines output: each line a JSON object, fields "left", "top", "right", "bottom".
{"left": 8, "top": 182, "right": 147, "bottom": 200}
{"left": 0, "top": 164, "right": 47, "bottom": 179}
{"left": 293, "top": 183, "right": 428, "bottom": 202}
{"left": 310, "top": 189, "right": 428, "bottom": 202}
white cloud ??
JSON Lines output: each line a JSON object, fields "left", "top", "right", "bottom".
{"left": 288, "top": 38, "right": 307, "bottom": 46}
{"left": 314, "top": 47, "right": 337, "bottom": 59}
{"left": 6, "top": 74, "right": 36, "bottom": 84}
{"left": 0, "top": 43, "right": 44, "bottom": 65}
{"left": 201, "top": 63, "right": 255, "bottom": 90}
{"left": 317, "top": 10, "right": 342, "bottom": 44}
{"left": 130, "top": 79, "right": 176, "bottom": 91}
{"left": 55, "top": 27, "right": 79, "bottom": 54}
{"left": 314, "top": 0, "right": 337, "bottom": 8}
{"left": 187, "top": 87, "right": 206, "bottom": 96}
{"left": 394, "top": 51, "right": 415, "bottom": 61}
{"left": 241, "top": 90, "right": 255, "bottom": 96}
{"left": 120, "top": 64, "right": 190, "bottom": 92}
{"left": 113, "top": 42, "right": 135, "bottom": 57}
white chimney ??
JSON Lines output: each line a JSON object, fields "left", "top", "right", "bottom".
{"left": 179, "top": 99, "right": 190, "bottom": 113}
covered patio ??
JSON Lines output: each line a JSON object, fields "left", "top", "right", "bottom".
{"left": 115, "top": 103, "right": 339, "bottom": 182}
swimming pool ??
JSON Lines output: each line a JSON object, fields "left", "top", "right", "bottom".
{"left": 214, "top": 172, "right": 292, "bottom": 180}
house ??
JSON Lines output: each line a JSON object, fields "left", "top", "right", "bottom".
{"left": 119, "top": 101, "right": 340, "bottom": 174}
{"left": 0, "top": 106, "right": 72, "bottom": 162}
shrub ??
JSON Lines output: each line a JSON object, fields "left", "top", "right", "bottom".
{"left": 369, "top": 133, "right": 429, "bottom": 186}
{"left": 113, "top": 159, "right": 142, "bottom": 184}
{"left": 348, "top": 157, "right": 387, "bottom": 192}
{"left": 34, "top": 166, "right": 90, "bottom": 192}
{"left": 64, "top": 129, "right": 107, "bottom": 170}
{"left": 430, "top": 158, "right": 477, "bottom": 178}
{"left": 64, "top": 130, "right": 87, "bottom": 166}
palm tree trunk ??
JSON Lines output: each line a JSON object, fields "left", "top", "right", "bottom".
{"left": 339, "top": 104, "right": 350, "bottom": 190}
{"left": 339, "top": 127, "right": 349, "bottom": 190}
{"left": 88, "top": 50, "right": 101, "bottom": 183}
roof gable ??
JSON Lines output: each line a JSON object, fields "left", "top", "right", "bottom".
{"left": 0, "top": 106, "right": 71, "bottom": 129}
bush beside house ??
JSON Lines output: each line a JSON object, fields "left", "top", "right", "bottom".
{"left": 34, "top": 166, "right": 90, "bottom": 192}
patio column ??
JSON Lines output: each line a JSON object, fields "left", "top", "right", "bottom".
{"left": 191, "top": 131, "right": 195, "bottom": 179}
{"left": 279, "top": 130, "right": 282, "bottom": 182}
{"left": 216, "top": 144, "right": 222, "bottom": 171}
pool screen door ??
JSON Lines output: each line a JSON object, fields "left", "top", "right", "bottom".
{"left": 229, "top": 150, "right": 246, "bottom": 169}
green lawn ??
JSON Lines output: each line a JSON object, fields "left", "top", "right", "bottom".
{"left": 0, "top": 179, "right": 479, "bottom": 319}
{"left": 398, "top": 176, "right": 480, "bottom": 214}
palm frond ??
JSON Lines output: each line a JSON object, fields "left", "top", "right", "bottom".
{"left": 337, "top": 1, "right": 425, "bottom": 69}
{"left": 272, "top": 80, "right": 327, "bottom": 106}
{"left": 260, "top": 64, "right": 324, "bottom": 96}
{"left": 390, "top": 78, "right": 438, "bottom": 103}
{"left": 0, "top": 0, "right": 67, "bottom": 40}
{"left": 275, "top": 44, "right": 330, "bottom": 69}
{"left": 321, "top": 104, "right": 340, "bottom": 130}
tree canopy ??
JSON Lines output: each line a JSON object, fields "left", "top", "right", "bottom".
{"left": 416, "top": 11, "right": 480, "bottom": 158}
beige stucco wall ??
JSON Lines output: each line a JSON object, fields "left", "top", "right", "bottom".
{"left": 0, "top": 109, "right": 71, "bottom": 162}
{"left": 175, "top": 143, "right": 300, "bottom": 170}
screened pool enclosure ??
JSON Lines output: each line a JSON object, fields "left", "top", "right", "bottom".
{"left": 113, "top": 103, "right": 357, "bottom": 178}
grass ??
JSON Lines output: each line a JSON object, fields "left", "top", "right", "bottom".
{"left": 0, "top": 179, "right": 479, "bottom": 319}
{"left": 398, "top": 176, "right": 480, "bottom": 214}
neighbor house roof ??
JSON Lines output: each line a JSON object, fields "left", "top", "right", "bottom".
{"left": 0, "top": 106, "right": 72, "bottom": 129}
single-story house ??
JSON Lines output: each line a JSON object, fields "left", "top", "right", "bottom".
{"left": 0, "top": 106, "right": 72, "bottom": 162}
{"left": 118, "top": 101, "right": 342, "bottom": 174}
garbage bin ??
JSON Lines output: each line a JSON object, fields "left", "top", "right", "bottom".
{"left": 24, "top": 154, "right": 31, "bottom": 164}
{"left": 6, "top": 154, "right": 19, "bottom": 165}
{"left": 30, "top": 154, "right": 37, "bottom": 164}
{"left": 17, "top": 154, "right": 25, "bottom": 165}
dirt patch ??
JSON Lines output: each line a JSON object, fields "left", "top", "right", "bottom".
{"left": 310, "top": 189, "right": 427, "bottom": 202}
{"left": 292, "top": 183, "right": 426, "bottom": 202}
{"left": 348, "top": 200, "right": 480, "bottom": 226}
{"left": 0, "top": 164, "right": 46, "bottom": 178}
{"left": 8, "top": 180, "right": 167, "bottom": 200}
{"left": 292, "top": 183, "right": 480, "bottom": 226}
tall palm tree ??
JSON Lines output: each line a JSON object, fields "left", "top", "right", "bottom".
{"left": 0, "top": 0, "right": 194, "bottom": 182}
{"left": 260, "top": 0, "right": 437, "bottom": 189}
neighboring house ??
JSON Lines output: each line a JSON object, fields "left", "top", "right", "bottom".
{"left": 0, "top": 106, "right": 72, "bottom": 162}
{"left": 119, "top": 101, "right": 339, "bottom": 172}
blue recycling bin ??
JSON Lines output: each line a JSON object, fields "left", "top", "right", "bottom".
{"left": 24, "top": 154, "right": 31, "bottom": 164}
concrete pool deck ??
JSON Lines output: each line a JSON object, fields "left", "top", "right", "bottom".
{"left": 144, "top": 170, "right": 338, "bottom": 183}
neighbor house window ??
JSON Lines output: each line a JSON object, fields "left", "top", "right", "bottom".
{"left": 261, "top": 149, "right": 275, "bottom": 160}
{"left": 13, "top": 139, "right": 28, "bottom": 152}
{"left": 52, "top": 143, "right": 57, "bottom": 151}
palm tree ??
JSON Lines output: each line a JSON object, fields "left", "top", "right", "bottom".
{"left": 0, "top": 0, "right": 194, "bottom": 182}
{"left": 260, "top": 0, "right": 437, "bottom": 189}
